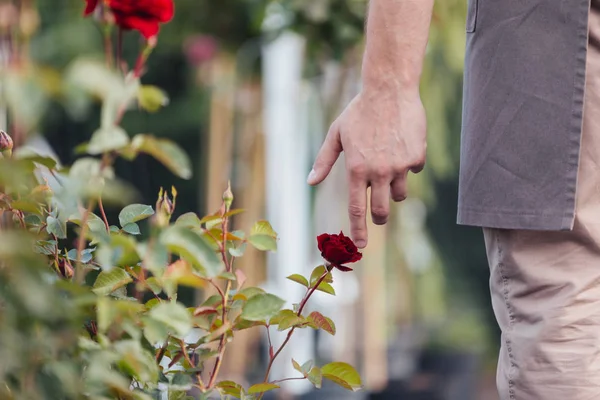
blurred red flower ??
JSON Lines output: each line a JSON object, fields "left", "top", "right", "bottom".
{"left": 317, "top": 231, "right": 362, "bottom": 272}
{"left": 84, "top": 0, "right": 174, "bottom": 39}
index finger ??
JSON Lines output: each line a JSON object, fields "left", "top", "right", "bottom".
{"left": 347, "top": 175, "right": 368, "bottom": 249}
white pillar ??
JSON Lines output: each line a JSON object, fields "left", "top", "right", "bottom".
{"left": 261, "top": 31, "right": 313, "bottom": 394}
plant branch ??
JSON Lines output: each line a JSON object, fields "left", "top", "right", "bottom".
{"left": 179, "top": 339, "right": 207, "bottom": 392}
{"left": 206, "top": 210, "right": 233, "bottom": 388}
{"left": 257, "top": 270, "right": 330, "bottom": 399}
{"left": 98, "top": 196, "right": 110, "bottom": 232}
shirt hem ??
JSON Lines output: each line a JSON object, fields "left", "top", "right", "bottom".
{"left": 457, "top": 208, "right": 574, "bottom": 231}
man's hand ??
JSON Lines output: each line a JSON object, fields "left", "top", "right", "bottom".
{"left": 306, "top": 0, "right": 433, "bottom": 249}
{"left": 307, "top": 89, "right": 426, "bottom": 248}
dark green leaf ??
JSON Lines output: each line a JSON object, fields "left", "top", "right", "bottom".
{"left": 122, "top": 222, "right": 141, "bottom": 235}
{"left": 46, "top": 215, "right": 67, "bottom": 239}
{"left": 93, "top": 268, "right": 132, "bottom": 296}
{"left": 119, "top": 204, "right": 154, "bottom": 227}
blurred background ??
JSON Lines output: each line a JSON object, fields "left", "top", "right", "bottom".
{"left": 4, "top": 0, "right": 498, "bottom": 398}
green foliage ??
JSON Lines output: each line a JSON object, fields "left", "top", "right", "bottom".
{"left": 0, "top": 2, "right": 363, "bottom": 399}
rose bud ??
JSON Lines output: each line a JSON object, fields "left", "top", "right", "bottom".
{"left": 0, "top": 130, "right": 13, "bottom": 157}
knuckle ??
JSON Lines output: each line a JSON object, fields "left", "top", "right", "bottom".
{"left": 348, "top": 204, "right": 366, "bottom": 219}
{"left": 372, "top": 165, "right": 392, "bottom": 180}
{"left": 348, "top": 163, "right": 367, "bottom": 178}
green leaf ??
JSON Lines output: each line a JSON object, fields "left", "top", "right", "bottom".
{"left": 301, "top": 360, "right": 314, "bottom": 375}
{"left": 67, "top": 248, "right": 95, "bottom": 264}
{"left": 119, "top": 204, "right": 154, "bottom": 227}
{"left": 114, "top": 340, "right": 159, "bottom": 383}
{"left": 251, "top": 220, "right": 277, "bottom": 237}
{"left": 93, "top": 268, "right": 132, "bottom": 296}
{"left": 148, "top": 302, "right": 192, "bottom": 337}
{"left": 138, "top": 85, "right": 169, "bottom": 113}
{"left": 11, "top": 199, "right": 42, "bottom": 214}
{"left": 308, "top": 311, "right": 336, "bottom": 336}
{"left": 87, "top": 126, "right": 130, "bottom": 155}
{"left": 122, "top": 222, "right": 141, "bottom": 235}
{"left": 307, "top": 367, "right": 323, "bottom": 389}
{"left": 310, "top": 265, "right": 333, "bottom": 287}
{"left": 247, "top": 383, "right": 280, "bottom": 394}
{"left": 292, "top": 359, "right": 303, "bottom": 374}
{"left": 248, "top": 235, "right": 277, "bottom": 252}
{"left": 241, "top": 294, "right": 285, "bottom": 322}
{"left": 234, "top": 287, "right": 265, "bottom": 301}
{"left": 160, "top": 225, "right": 223, "bottom": 277}
{"left": 270, "top": 309, "right": 306, "bottom": 331}
{"left": 46, "top": 215, "right": 67, "bottom": 239}
{"left": 229, "top": 242, "right": 247, "bottom": 257}
{"left": 321, "top": 362, "right": 362, "bottom": 392}
{"left": 145, "top": 277, "right": 162, "bottom": 295}
{"left": 175, "top": 212, "right": 202, "bottom": 229}
{"left": 315, "top": 281, "right": 336, "bottom": 295}
{"left": 217, "top": 381, "right": 242, "bottom": 398}
{"left": 287, "top": 274, "right": 309, "bottom": 288}
{"left": 128, "top": 134, "right": 192, "bottom": 180}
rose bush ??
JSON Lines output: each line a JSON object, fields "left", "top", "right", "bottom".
{"left": 0, "top": 2, "right": 362, "bottom": 399}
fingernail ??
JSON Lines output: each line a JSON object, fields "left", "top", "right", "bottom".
{"left": 307, "top": 169, "right": 316, "bottom": 183}
{"left": 355, "top": 240, "right": 366, "bottom": 248}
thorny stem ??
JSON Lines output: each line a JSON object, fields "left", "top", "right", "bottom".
{"left": 207, "top": 210, "right": 233, "bottom": 389}
{"left": 98, "top": 196, "right": 110, "bottom": 232}
{"left": 74, "top": 199, "right": 95, "bottom": 284}
{"left": 257, "top": 271, "right": 330, "bottom": 399}
{"left": 74, "top": 153, "right": 111, "bottom": 284}
{"left": 155, "top": 336, "right": 169, "bottom": 364}
{"left": 179, "top": 339, "right": 207, "bottom": 392}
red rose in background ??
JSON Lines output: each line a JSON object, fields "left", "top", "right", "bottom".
{"left": 84, "top": 0, "right": 98, "bottom": 16}
{"left": 317, "top": 231, "right": 362, "bottom": 272}
{"left": 84, "top": 0, "right": 174, "bottom": 39}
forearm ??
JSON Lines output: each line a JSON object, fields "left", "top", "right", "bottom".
{"left": 362, "top": 0, "right": 434, "bottom": 94}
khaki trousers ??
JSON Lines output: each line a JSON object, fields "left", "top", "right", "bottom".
{"left": 483, "top": 2, "right": 600, "bottom": 399}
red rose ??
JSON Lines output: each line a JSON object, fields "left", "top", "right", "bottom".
{"left": 84, "top": 0, "right": 98, "bottom": 16}
{"left": 317, "top": 231, "right": 363, "bottom": 272}
{"left": 84, "top": 0, "right": 174, "bottom": 39}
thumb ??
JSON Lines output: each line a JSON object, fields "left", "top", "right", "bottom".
{"left": 307, "top": 122, "right": 342, "bottom": 185}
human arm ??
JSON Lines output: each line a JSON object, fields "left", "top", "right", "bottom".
{"left": 307, "top": 0, "right": 434, "bottom": 248}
